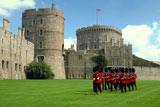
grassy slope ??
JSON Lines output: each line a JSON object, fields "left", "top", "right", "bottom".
{"left": 0, "top": 80, "right": 160, "bottom": 107}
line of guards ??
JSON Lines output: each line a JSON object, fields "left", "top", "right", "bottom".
{"left": 93, "top": 66, "right": 137, "bottom": 94}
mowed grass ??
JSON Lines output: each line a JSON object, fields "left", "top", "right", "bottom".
{"left": 0, "top": 80, "right": 160, "bottom": 107}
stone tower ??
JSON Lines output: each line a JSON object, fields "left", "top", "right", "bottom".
{"left": 22, "top": 4, "right": 65, "bottom": 79}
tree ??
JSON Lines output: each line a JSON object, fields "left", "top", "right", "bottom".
{"left": 25, "top": 61, "right": 54, "bottom": 79}
{"left": 91, "top": 54, "right": 108, "bottom": 72}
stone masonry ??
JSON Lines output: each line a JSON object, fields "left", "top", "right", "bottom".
{"left": 0, "top": 19, "right": 34, "bottom": 80}
{"left": 22, "top": 4, "right": 65, "bottom": 79}
{"left": 65, "top": 25, "right": 133, "bottom": 79}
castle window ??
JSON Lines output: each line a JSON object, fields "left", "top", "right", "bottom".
{"left": 117, "top": 59, "right": 119, "bottom": 65}
{"left": 40, "top": 18, "right": 43, "bottom": 24}
{"left": 15, "top": 63, "right": 17, "bottom": 71}
{"left": 112, "top": 58, "right": 114, "bottom": 65}
{"left": 78, "top": 55, "right": 82, "bottom": 60}
{"left": 40, "top": 42, "right": 43, "bottom": 49}
{"left": 32, "top": 19, "right": 36, "bottom": 25}
{"left": 37, "top": 55, "right": 45, "bottom": 61}
{"left": 2, "top": 39, "right": 3, "bottom": 44}
{"left": 6, "top": 61, "right": 9, "bottom": 69}
{"left": 2, "top": 60, "right": 5, "bottom": 70}
{"left": 19, "top": 64, "right": 21, "bottom": 72}
{"left": 40, "top": 29, "right": 43, "bottom": 36}
{"left": 94, "top": 44, "right": 97, "bottom": 49}
{"left": 26, "top": 30, "right": 29, "bottom": 37}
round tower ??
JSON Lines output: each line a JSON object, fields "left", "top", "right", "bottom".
{"left": 76, "top": 25, "right": 122, "bottom": 50}
{"left": 22, "top": 4, "right": 65, "bottom": 79}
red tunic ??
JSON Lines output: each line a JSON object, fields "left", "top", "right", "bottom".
{"left": 105, "top": 73, "right": 111, "bottom": 82}
{"left": 132, "top": 74, "right": 137, "bottom": 82}
{"left": 122, "top": 74, "right": 128, "bottom": 84}
{"left": 111, "top": 74, "right": 117, "bottom": 83}
{"left": 96, "top": 73, "right": 102, "bottom": 84}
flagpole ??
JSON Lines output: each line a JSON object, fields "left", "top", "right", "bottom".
{"left": 96, "top": 10, "right": 98, "bottom": 24}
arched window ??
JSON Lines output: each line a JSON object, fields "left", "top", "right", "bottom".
{"left": 32, "top": 19, "right": 36, "bottom": 25}
{"left": 40, "top": 29, "right": 43, "bottom": 36}
{"left": 26, "top": 30, "right": 29, "bottom": 37}
{"left": 6, "top": 61, "right": 9, "bottom": 69}
{"left": 40, "top": 42, "right": 43, "bottom": 49}
{"left": 2, "top": 60, "right": 5, "bottom": 70}
{"left": 15, "top": 63, "right": 17, "bottom": 71}
{"left": 19, "top": 64, "right": 21, "bottom": 71}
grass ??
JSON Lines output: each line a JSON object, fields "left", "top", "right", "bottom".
{"left": 0, "top": 80, "right": 160, "bottom": 107}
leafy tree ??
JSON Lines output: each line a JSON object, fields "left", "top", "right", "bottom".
{"left": 25, "top": 61, "right": 54, "bottom": 79}
{"left": 91, "top": 54, "right": 108, "bottom": 72}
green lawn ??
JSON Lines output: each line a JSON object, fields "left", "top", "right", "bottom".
{"left": 0, "top": 80, "right": 160, "bottom": 107}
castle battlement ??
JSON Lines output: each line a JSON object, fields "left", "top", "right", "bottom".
{"left": 76, "top": 25, "right": 122, "bottom": 36}
{"left": 22, "top": 4, "right": 64, "bottom": 18}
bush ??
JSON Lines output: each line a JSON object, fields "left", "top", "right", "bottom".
{"left": 25, "top": 61, "right": 54, "bottom": 79}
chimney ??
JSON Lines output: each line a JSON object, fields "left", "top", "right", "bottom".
{"left": 18, "top": 27, "right": 22, "bottom": 37}
{"left": 21, "top": 28, "right": 25, "bottom": 39}
{"left": 3, "top": 18, "right": 10, "bottom": 32}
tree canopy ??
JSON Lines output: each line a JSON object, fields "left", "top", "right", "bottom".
{"left": 91, "top": 54, "right": 108, "bottom": 70}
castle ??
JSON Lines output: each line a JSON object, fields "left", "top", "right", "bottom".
{"left": 0, "top": 4, "right": 132, "bottom": 80}
{"left": 65, "top": 25, "right": 132, "bottom": 79}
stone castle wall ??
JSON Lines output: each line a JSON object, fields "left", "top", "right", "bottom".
{"left": 22, "top": 4, "right": 65, "bottom": 79}
{"left": 135, "top": 66, "right": 160, "bottom": 80}
{"left": 0, "top": 19, "right": 34, "bottom": 80}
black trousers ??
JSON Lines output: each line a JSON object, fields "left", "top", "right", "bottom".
{"left": 110, "top": 83, "right": 117, "bottom": 92}
{"left": 127, "top": 83, "right": 131, "bottom": 91}
{"left": 95, "top": 83, "right": 102, "bottom": 94}
{"left": 122, "top": 83, "right": 127, "bottom": 92}
{"left": 119, "top": 83, "right": 123, "bottom": 93}
{"left": 93, "top": 82, "right": 97, "bottom": 92}
{"left": 133, "top": 81, "right": 137, "bottom": 89}
{"left": 130, "top": 82, "right": 134, "bottom": 90}
{"left": 105, "top": 81, "right": 110, "bottom": 90}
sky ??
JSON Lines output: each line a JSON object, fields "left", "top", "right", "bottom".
{"left": 0, "top": 0, "right": 160, "bottom": 62}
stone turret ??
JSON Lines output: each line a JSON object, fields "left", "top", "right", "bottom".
{"left": 3, "top": 18, "right": 10, "bottom": 32}
{"left": 22, "top": 4, "right": 65, "bottom": 79}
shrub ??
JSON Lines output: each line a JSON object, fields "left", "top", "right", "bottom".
{"left": 25, "top": 61, "right": 54, "bottom": 79}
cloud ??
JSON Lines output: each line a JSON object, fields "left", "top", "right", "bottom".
{"left": 122, "top": 22, "right": 160, "bottom": 61}
{"left": 0, "top": 0, "right": 35, "bottom": 17}
{"left": 64, "top": 38, "right": 76, "bottom": 50}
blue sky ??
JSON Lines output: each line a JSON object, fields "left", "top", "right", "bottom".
{"left": 0, "top": 0, "right": 160, "bottom": 62}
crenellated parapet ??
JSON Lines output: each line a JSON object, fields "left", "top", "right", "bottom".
{"left": 76, "top": 25, "right": 122, "bottom": 36}
{"left": 22, "top": 4, "right": 64, "bottom": 19}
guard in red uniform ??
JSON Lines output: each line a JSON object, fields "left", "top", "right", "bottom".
{"left": 119, "top": 68, "right": 124, "bottom": 93}
{"left": 121, "top": 68, "right": 127, "bottom": 93}
{"left": 110, "top": 69, "right": 117, "bottom": 92}
{"left": 93, "top": 67, "right": 97, "bottom": 93}
{"left": 104, "top": 67, "right": 111, "bottom": 90}
{"left": 126, "top": 68, "right": 131, "bottom": 91}
{"left": 132, "top": 68, "right": 137, "bottom": 90}
{"left": 95, "top": 67, "right": 102, "bottom": 94}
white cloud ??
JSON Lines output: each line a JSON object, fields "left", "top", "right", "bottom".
{"left": 0, "top": 0, "right": 35, "bottom": 17}
{"left": 122, "top": 22, "right": 160, "bottom": 61}
{"left": 64, "top": 38, "right": 76, "bottom": 50}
